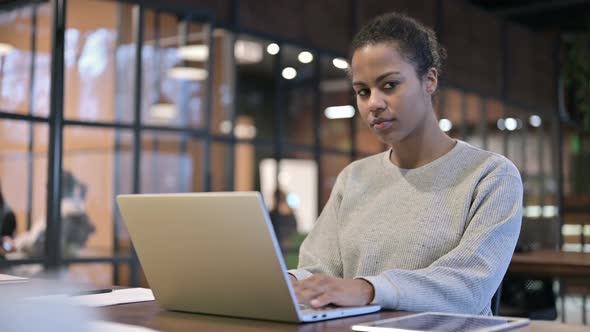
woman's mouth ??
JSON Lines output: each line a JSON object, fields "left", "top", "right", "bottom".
{"left": 371, "top": 119, "right": 396, "bottom": 131}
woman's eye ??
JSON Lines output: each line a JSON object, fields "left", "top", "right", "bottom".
{"left": 383, "top": 81, "right": 399, "bottom": 89}
{"left": 356, "top": 89, "right": 369, "bottom": 97}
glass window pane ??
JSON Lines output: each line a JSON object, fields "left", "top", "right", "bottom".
{"left": 320, "top": 55, "right": 351, "bottom": 151}
{"left": 525, "top": 112, "right": 542, "bottom": 207}
{"left": 114, "top": 4, "right": 137, "bottom": 123}
{"left": 141, "top": 132, "right": 203, "bottom": 193}
{"left": 0, "top": 3, "right": 51, "bottom": 117}
{"left": 485, "top": 98, "right": 505, "bottom": 155}
{"left": 64, "top": 0, "right": 134, "bottom": 122}
{"left": 464, "top": 93, "right": 484, "bottom": 148}
{"left": 0, "top": 120, "right": 48, "bottom": 261}
{"left": 441, "top": 88, "right": 463, "bottom": 140}
{"left": 211, "top": 142, "right": 233, "bottom": 191}
{"left": 62, "top": 126, "right": 133, "bottom": 259}
{"left": 542, "top": 115, "right": 558, "bottom": 208}
{"left": 115, "top": 262, "right": 147, "bottom": 287}
{"left": 32, "top": 124, "right": 49, "bottom": 243}
{"left": 282, "top": 45, "right": 315, "bottom": 147}
{"left": 141, "top": 13, "right": 210, "bottom": 128}
{"left": 505, "top": 106, "right": 525, "bottom": 171}
{"left": 210, "top": 30, "right": 235, "bottom": 137}
{"left": 213, "top": 141, "right": 275, "bottom": 193}
{"left": 65, "top": 263, "right": 113, "bottom": 287}
{"left": 236, "top": 35, "right": 275, "bottom": 141}
{"left": 0, "top": 120, "right": 30, "bottom": 234}
{"left": 260, "top": 150, "right": 317, "bottom": 268}
{"left": 111, "top": 130, "right": 133, "bottom": 260}
{"left": 260, "top": 152, "right": 317, "bottom": 231}
{"left": 186, "top": 139, "right": 205, "bottom": 192}
{"left": 320, "top": 153, "right": 351, "bottom": 208}
{"left": 279, "top": 151, "right": 317, "bottom": 237}
{"left": 237, "top": 143, "right": 273, "bottom": 193}
{"left": 433, "top": 90, "right": 444, "bottom": 120}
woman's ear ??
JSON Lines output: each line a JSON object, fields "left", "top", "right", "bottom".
{"left": 423, "top": 67, "right": 438, "bottom": 95}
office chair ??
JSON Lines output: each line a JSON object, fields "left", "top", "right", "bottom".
{"left": 497, "top": 220, "right": 559, "bottom": 320}
{"left": 491, "top": 282, "right": 502, "bottom": 315}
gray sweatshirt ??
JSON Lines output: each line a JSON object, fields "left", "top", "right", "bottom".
{"left": 288, "top": 140, "right": 522, "bottom": 315}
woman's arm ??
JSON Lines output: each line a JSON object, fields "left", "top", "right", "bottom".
{"left": 288, "top": 170, "right": 347, "bottom": 281}
{"left": 361, "top": 173, "right": 523, "bottom": 314}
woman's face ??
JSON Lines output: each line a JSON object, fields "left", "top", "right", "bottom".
{"left": 351, "top": 43, "right": 437, "bottom": 145}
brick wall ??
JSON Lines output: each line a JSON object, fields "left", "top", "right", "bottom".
{"left": 240, "top": 0, "right": 351, "bottom": 52}
{"left": 443, "top": 0, "right": 502, "bottom": 98}
{"left": 357, "top": 0, "right": 436, "bottom": 29}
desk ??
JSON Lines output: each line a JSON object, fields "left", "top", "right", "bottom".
{"left": 509, "top": 250, "right": 590, "bottom": 278}
{"left": 96, "top": 300, "right": 590, "bottom": 332}
{"left": 4, "top": 278, "right": 589, "bottom": 332}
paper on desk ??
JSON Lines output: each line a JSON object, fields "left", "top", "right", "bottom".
{"left": 0, "top": 273, "right": 28, "bottom": 284}
{"left": 89, "top": 320, "right": 160, "bottom": 332}
{"left": 28, "top": 287, "right": 155, "bottom": 307}
{"left": 74, "top": 288, "right": 155, "bottom": 307}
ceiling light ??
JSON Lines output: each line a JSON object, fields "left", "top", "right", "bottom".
{"left": 266, "top": 43, "right": 280, "bottom": 55}
{"left": 219, "top": 120, "right": 232, "bottom": 134}
{"left": 286, "top": 193, "right": 301, "bottom": 209}
{"left": 332, "top": 58, "right": 348, "bottom": 69}
{"left": 234, "top": 123, "right": 257, "bottom": 139}
{"left": 282, "top": 67, "right": 297, "bottom": 80}
{"left": 505, "top": 117, "right": 517, "bottom": 131}
{"left": 529, "top": 115, "right": 542, "bottom": 127}
{"left": 150, "top": 103, "right": 177, "bottom": 121}
{"left": 298, "top": 51, "right": 313, "bottom": 64}
{"left": 235, "top": 40, "right": 263, "bottom": 64}
{"left": 0, "top": 43, "right": 14, "bottom": 56}
{"left": 324, "top": 105, "right": 355, "bottom": 119}
{"left": 167, "top": 67, "right": 208, "bottom": 80}
{"left": 542, "top": 205, "right": 558, "bottom": 218}
{"left": 177, "top": 45, "right": 209, "bottom": 61}
{"left": 523, "top": 205, "right": 542, "bottom": 218}
{"left": 497, "top": 119, "right": 505, "bottom": 131}
{"left": 438, "top": 118, "right": 453, "bottom": 132}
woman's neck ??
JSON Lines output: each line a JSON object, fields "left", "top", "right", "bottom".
{"left": 389, "top": 115, "right": 456, "bottom": 169}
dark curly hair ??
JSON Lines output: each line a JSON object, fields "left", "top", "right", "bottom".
{"left": 350, "top": 12, "right": 446, "bottom": 80}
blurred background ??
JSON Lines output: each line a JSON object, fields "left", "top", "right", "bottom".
{"left": 0, "top": 0, "right": 589, "bottom": 325}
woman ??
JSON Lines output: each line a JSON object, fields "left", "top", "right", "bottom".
{"left": 288, "top": 12, "right": 522, "bottom": 315}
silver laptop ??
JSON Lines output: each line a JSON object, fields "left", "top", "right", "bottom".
{"left": 116, "top": 192, "right": 380, "bottom": 323}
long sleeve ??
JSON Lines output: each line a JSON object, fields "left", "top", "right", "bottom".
{"left": 361, "top": 173, "right": 523, "bottom": 314}
{"left": 288, "top": 171, "right": 346, "bottom": 281}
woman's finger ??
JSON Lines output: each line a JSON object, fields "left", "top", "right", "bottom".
{"left": 295, "top": 284, "right": 325, "bottom": 303}
{"left": 310, "top": 291, "right": 335, "bottom": 308}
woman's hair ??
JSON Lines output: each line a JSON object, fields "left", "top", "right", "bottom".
{"left": 350, "top": 12, "right": 446, "bottom": 79}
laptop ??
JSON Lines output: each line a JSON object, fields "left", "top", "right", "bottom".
{"left": 116, "top": 192, "right": 381, "bottom": 323}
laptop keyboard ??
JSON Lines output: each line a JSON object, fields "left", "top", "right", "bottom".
{"left": 298, "top": 304, "right": 337, "bottom": 312}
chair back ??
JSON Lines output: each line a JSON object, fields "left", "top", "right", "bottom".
{"left": 491, "top": 282, "right": 502, "bottom": 315}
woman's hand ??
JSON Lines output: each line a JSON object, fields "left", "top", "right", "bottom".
{"left": 293, "top": 274, "right": 374, "bottom": 308}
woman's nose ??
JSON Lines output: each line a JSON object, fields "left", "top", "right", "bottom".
{"left": 368, "top": 90, "right": 386, "bottom": 112}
